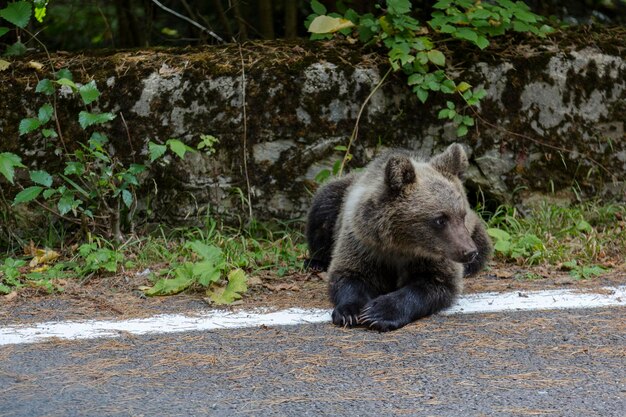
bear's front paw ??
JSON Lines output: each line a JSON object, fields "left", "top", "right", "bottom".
{"left": 331, "top": 303, "right": 361, "bottom": 327}
{"left": 359, "top": 296, "right": 408, "bottom": 332}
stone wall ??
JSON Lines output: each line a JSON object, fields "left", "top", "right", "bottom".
{"left": 1, "top": 31, "right": 625, "bottom": 224}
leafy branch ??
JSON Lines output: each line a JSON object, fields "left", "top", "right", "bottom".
{"left": 306, "top": 0, "right": 553, "bottom": 138}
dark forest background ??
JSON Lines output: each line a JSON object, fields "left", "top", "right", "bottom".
{"left": 2, "top": 0, "right": 626, "bottom": 51}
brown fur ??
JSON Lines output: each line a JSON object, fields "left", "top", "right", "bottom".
{"left": 306, "top": 144, "right": 492, "bottom": 331}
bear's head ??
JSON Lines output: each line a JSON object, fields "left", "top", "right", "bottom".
{"left": 373, "top": 144, "right": 478, "bottom": 263}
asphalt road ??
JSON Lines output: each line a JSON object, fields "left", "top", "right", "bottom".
{"left": 1, "top": 307, "right": 624, "bottom": 417}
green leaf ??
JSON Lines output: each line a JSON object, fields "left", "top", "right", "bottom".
{"left": 0, "top": 1, "right": 32, "bottom": 28}
{"left": 577, "top": 265, "right": 605, "bottom": 279}
{"left": 332, "top": 159, "right": 342, "bottom": 175}
{"left": 539, "top": 24, "right": 554, "bottom": 36}
{"left": 121, "top": 172, "right": 139, "bottom": 187}
{"left": 128, "top": 163, "right": 147, "bottom": 175}
{"left": 57, "top": 192, "right": 80, "bottom": 216}
{"left": 415, "top": 87, "right": 428, "bottom": 103}
{"left": 433, "top": 0, "right": 453, "bottom": 9}
{"left": 389, "top": 42, "right": 413, "bottom": 67}
{"left": 426, "top": 49, "right": 446, "bottom": 66}
{"left": 493, "top": 239, "right": 511, "bottom": 254}
{"left": 186, "top": 241, "right": 224, "bottom": 263}
{"left": 88, "top": 131, "right": 108, "bottom": 150}
{"left": 437, "top": 108, "right": 449, "bottom": 119}
{"left": 41, "top": 128, "right": 57, "bottom": 138}
{"left": 192, "top": 261, "right": 222, "bottom": 287}
{"left": 19, "top": 118, "right": 41, "bottom": 135}
{"left": 0, "top": 152, "right": 25, "bottom": 184}
{"left": 78, "top": 111, "right": 116, "bottom": 129}
{"left": 310, "top": 0, "right": 326, "bottom": 15}
{"left": 78, "top": 80, "right": 100, "bottom": 105}
{"left": 576, "top": 219, "right": 593, "bottom": 233}
{"left": 470, "top": 9, "right": 492, "bottom": 20}
{"left": 0, "top": 27, "right": 9, "bottom": 38}
{"left": 561, "top": 260, "right": 577, "bottom": 270}
{"left": 4, "top": 41, "right": 26, "bottom": 56}
{"left": 30, "top": 170, "right": 52, "bottom": 187}
{"left": 160, "top": 27, "right": 178, "bottom": 37}
{"left": 122, "top": 189, "right": 133, "bottom": 208}
{"left": 148, "top": 142, "right": 167, "bottom": 162}
{"left": 512, "top": 20, "right": 531, "bottom": 33}
{"left": 513, "top": 9, "right": 538, "bottom": 23}
{"left": 308, "top": 15, "right": 355, "bottom": 34}
{"left": 144, "top": 265, "right": 194, "bottom": 296}
{"left": 455, "top": 27, "right": 478, "bottom": 43}
{"left": 37, "top": 103, "right": 53, "bottom": 124}
{"left": 55, "top": 77, "right": 78, "bottom": 90}
{"left": 387, "top": 0, "right": 411, "bottom": 15}
{"left": 197, "top": 134, "right": 219, "bottom": 152}
{"left": 474, "top": 89, "right": 487, "bottom": 100}
{"left": 13, "top": 186, "right": 43, "bottom": 205}
{"left": 440, "top": 79, "right": 456, "bottom": 94}
{"left": 33, "top": 1, "right": 47, "bottom": 23}
{"left": 456, "top": 81, "right": 471, "bottom": 92}
{"left": 35, "top": 79, "right": 55, "bottom": 95}
{"left": 166, "top": 139, "right": 195, "bottom": 160}
{"left": 456, "top": 124, "right": 468, "bottom": 137}
{"left": 407, "top": 73, "right": 424, "bottom": 86}
{"left": 208, "top": 269, "right": 248, "bottom": 305}
{"left": 57, "top": 193, "right": 74, "bottom": 215}
{"left": 55, "top": 68, "right": 72, "bottom": 80}
{"left": 437, "top": 24, "right": 457, "bottom": 34}
{"left": 487, "top": 228, "right": 511, "bottom": 242}
{"left": 64, "top": 161, "right": 84, "bottom": 176}
{"left": 314, "top": 168, "right": 331, "bottom": 184}
{"left": 476, "top": 35, "right": 489, "bottom": 50}
{"left": 42, "top": 188, "right": 57, "bottom": 199}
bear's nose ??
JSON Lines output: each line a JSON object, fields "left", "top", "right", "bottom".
{"left": 462, "top": 249, "right": 478, "bottom": 263}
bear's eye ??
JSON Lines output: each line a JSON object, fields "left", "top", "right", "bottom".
{"left": 432, "top": 215, "right": 448, "bottom": 229}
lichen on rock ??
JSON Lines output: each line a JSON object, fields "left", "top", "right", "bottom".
{"left": 1, "top": 31, "right": 625, "bottom": 226}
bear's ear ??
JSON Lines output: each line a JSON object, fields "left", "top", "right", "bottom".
{"left": 385, "top": 155, "right": 416, "bottom": 193}
{"left": 430, "top": 143, "right": 469, "bottom": 179}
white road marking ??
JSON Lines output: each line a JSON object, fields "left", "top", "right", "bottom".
{"left": 1, "top": 286, "right": 624, "bottom": 346}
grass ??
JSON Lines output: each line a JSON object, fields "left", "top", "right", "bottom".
{"left": 0, "top": 217, "right": 308, "bottom": 298}
{"left": 483, "top": 200, "right": 626, "bottom": 277}
{"left": 1, "top": 200, "right": 625, "bottom": 297}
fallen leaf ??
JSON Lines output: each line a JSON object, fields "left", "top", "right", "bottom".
{"left": 494, "top": 269, "right": 514, "bottom": 279}
{"left": 158, "top": 63, "right": 182, "bottom": 76}
{"left": 308, "top": 15, "right": 354, "bottom": 34}
{"left": 23, "top": 241, "right": 37, "bottom": 256}
{"left": 263, "top": 283, "right": 300, "bottom": 292}
{"left": 29, "top": 248, "right": 60, "bottom": 267}
{"left": 28, "top": 60, "right": 44, "bottom": 71}
{"left": 0, "top": 59, "right": 10, "bottom": 71}
{"left": 4, "top": 291, "right": 18, "bottom": 301}
{"left": 207, "top": 269, "right": 247, "bottom": 305}
{"left": 247, "top": 276, "right": 263, "bottom": 286}
{"left": 31, "top": 265, "right": 50, "bottom": 273}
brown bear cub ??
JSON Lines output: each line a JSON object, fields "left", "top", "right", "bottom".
{"left": 306, "top": 144, "right": 492, "bottom": 331}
